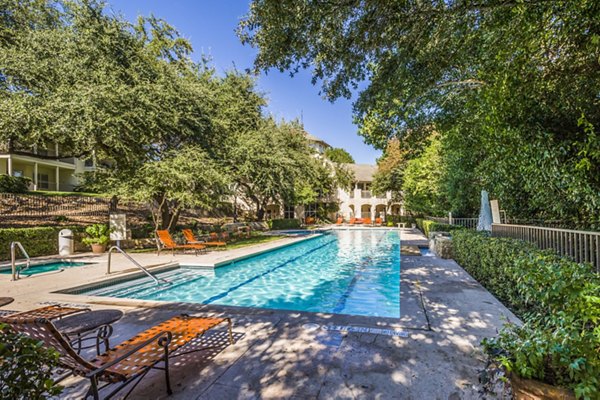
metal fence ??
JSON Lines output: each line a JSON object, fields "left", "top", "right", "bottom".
{"left": 0, "top": 193, "right": 112, "bottom": 217}
{"left": 425, "top": 216, "right": 478, "bottom": 229}
{"left": 492, "top": 223, "right": 600, "bottom": 272}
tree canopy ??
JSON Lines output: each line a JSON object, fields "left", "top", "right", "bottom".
{"left": 240, "top": 0, "right": 600, "bottom": 227}
{"left": 324, "top": 147, "right": 354, "bottom": 164}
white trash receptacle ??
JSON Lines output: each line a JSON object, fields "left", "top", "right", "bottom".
{"left": 59, "top": 229, "right": 74, "bottom": 256}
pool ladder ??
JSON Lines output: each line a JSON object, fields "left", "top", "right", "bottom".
{"left": 106, "top": 246, "right": 170, "bottom": 286}
{"left": 10, "top": 241, "right": 31, "bottom": 281}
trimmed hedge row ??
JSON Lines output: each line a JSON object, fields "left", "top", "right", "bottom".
{"left": 268, "top": 219, "right": 301, "bottom": 230}
{"left": 0, "top": 227, "right": 84, "bottom": 261}
{"left": 452, "top": 230, "right": 600, "bottom": 398}
{"left": 415, "top": 218, "right": 464, "bottom": 237}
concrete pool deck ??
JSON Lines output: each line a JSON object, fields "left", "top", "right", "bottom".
{"left": 1, "top": 228, "right": 519, "bottom": 399}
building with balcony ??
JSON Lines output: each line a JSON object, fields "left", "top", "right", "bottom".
{"left": 262, "top": 133, "right": 404, "bottom": 222}
{"left": 337, "top": 164, "right": 403, "bottom": 220}
{"left": 0, "top": 142, "right": 94, "bottom": 192}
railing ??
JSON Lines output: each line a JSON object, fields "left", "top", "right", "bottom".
{"left": 492, "top": 224, "right": 600, "bottom": 273}
{"left": 106, "top": 246, "right": 169, "bottom": 285}
{"left": 452, "top": 218, "right": 478, "bottom": 229}
{"left": 361, "top": 190, "right": 372, "bottom": 199}
{"left": 1, "top": 193, "right": 111, "bottom": 217}
{"left": 10, "top": 241, "right": 30, "bottom": 281}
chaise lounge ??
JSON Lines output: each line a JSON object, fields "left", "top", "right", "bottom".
{"left": 156, "top": 230, "right": 206, "bottom": 255}
{"left": 182, "top": 229, "right": 226, "bottom": 248}
{"left": 3, "top": 313, "right": 233, "bottom": 400}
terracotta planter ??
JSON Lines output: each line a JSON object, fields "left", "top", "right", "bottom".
{"left": 91, "top": 244, "right": 107, "bottom": 254}
{"left": 510, "top": 373, "right": 575, "bottom": 400}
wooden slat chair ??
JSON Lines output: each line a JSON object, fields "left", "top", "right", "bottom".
{"left": 4, "top": 314, "right": 233, "bottom": 400}
{"left": 156, "top": 230, "right": 206, "bottom": 256}
{"left": 182, "top": 229, "right": 226, "bottom": 247}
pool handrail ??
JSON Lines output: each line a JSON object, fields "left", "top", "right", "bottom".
{"left": 10, "top": 241, "right": 31, "bottom": 281}
{"left": 106, "top": 245, "right": 170, "bottom": 285}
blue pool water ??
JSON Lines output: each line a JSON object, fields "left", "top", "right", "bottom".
{"left": 83, "top": 230, "right": 401, "bottom": 317}
{"left": 0, "top": 261, "right": 88, "bottom": 276}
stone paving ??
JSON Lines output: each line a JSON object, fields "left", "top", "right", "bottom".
{"left": 1, "top": 228, "right": 519, "bottom": 399}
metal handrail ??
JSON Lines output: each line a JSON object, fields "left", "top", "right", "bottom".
{"left": 106, "top": 246, "right": 169, "bottom": 285}
{"left": 10, "top": 241, "right": 31, "bottom": 281}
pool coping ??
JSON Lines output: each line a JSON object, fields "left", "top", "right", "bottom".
{"left": 55, "top": 230, "right": 407, "bottom": 324}
{"left": 56, "top": 233, "right": 325, "bottom": 295}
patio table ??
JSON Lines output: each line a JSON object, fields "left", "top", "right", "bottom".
{"left": 54, "top": 309, "right": 124, "bottom": 355}
{"left": 0, "top": 297, "right": 14, "bottom": 307}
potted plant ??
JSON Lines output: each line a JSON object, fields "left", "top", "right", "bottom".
{"left": 82, "top": 224, "right": 111, "bottom": 254}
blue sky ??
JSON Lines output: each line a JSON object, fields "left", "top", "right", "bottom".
{"left": 105, "top": 0, "right": 381, "bottom": 164}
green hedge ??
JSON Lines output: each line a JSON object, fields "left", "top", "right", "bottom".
{"left": 453, "top": 230, "right": 600, "bottom": 398}
{"left": 268, "top": 219, "right": 301, "bottom": 230}
{"left": 0, "top": 227, "right": 84, "bottom": 261}
{"left": 415, "top": 218, "right": 464, "bottom": 237}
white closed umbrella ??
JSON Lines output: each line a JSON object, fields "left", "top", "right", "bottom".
{"left": 477, "top": 190, "right": 493, "bottom": 231}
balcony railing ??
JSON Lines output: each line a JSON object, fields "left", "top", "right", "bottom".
{"left": 361, "top": 190, "right": 372, "bottom": 199}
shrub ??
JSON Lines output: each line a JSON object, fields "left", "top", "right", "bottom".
{"left": 415, "top": 218, "right": 464, "bottom": 237}
{"left": 81, "top": 224, "right": 111, "bottom": 246}
{"left": 0, "top": 226, "right": 84, "bottom": 261}
{"left": 268, "top": 219, "right": 301, "bottom": 230}
{"left": 453, "top": 230, "right": 600, "bottom": 398}
{"left": 0, "top": 175, "right": 30, "bottom": 193}
{"left": 0, "top": 325, "right": 63, "bottom": 398}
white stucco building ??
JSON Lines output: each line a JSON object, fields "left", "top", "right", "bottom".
{"left": 263, "top": 133, "right": 404, "bottom": 222}
{"left": 337, "top": 163, "right": 403, "bottom": 220}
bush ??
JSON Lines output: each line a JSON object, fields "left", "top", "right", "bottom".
{"left": 0, "top": 325, "right": 63, "bottom": 398}
{"left": 0, "top": 226, "right": 84, "bottom": 261}
{"left": 0, "top": 175, "right": 30, "bottom": 193}
{"left": 415, "top": 218, "right": 464, "bottom": 237}
{"left": 453, "top": 230, "right": 600, "bottom": 398}
{"left": 268, "top": 219, "right": 301, "bottom": 230}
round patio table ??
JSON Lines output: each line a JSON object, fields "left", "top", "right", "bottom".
{"left": 53, "top": 309, "right": 124, "bottom": 355}
{"left": 0, "top": 297, "right": 14, "bottom": 307}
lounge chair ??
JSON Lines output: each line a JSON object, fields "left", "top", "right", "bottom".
{"left": 156, "top": 230, "right": 206, "bottom": 255}
{"left": 349, "top": 218, "right": 356, "bottom": 225}
{"left": 4, "top": 313, "right": 233, "bottom": 400}
{"left": 335, "top": 217, "right": 343, "bottom": 225}
{"left": 375, "top": 217, "right": 383, "bottom": 226}
{"left": 305, "top": 216, "right": 315, "bottom": 225}
{"left": 354, "top": 218, "right": 364, "bottom": 224}
{"left": 182, "top": 229, "right": 226, "bottom": 247}
{"left": 363, "top": 217, "right": 372, "bottom": 225}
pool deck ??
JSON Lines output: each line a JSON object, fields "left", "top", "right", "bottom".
{"left": 0, "top": 228, "right": 519, "bottom": 399}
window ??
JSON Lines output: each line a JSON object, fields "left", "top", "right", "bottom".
{"left": 304, "top": 203, "right": 317, "bottom": 218}
{"left": 12, "top": 170, "right": 23, "bottom": 177}
{"left": 283, "top": 205, "right": 295, "bottom": 219}
{"left": 38, "top": 173, "right": 49, "bottom": 189}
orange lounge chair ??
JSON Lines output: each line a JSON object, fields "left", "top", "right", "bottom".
{"left": 375, "top": 217, "right": 383, "bottom": 226}
{"left": 354, "top": 218, "right": 364, "bottom": 224}
{"left": 349, "top": 218, "right": 356, "bottom": 225}
{"left": 156, "top": 230, "right": 206, "bottom": 255}
{"left": 335, "top": 217, "right": 343, "bottom": 225}
{"left": 4, "top": 313, "right": 233, "bottom": 400}
{"left": 363, "top": 217, "right": 372, "bottom": 225}
{"left": 305, "top": 216, "right": 315, "bottom": 225}
{"left": 183, "top": 229, "right": 226, "bottom": 247}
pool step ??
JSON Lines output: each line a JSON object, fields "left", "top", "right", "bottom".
{"left": 87, "top": 269, "right": 204, "bottom": 298}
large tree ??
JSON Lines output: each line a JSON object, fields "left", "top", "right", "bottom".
{"left": 240, "top": 0, "right": 600, "bottom": 227}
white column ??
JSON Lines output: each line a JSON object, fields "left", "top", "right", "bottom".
{"left": 7, "top": 156, "right": 12, "bottom": 175}
{"left": 55, "top": 166, "right": 60, "bottom": 191}
{"left": 33, "top": 162, "right": 38, "bottom": 191}
{"left": 370, "top": 205, "right": 375, "bottom": 220}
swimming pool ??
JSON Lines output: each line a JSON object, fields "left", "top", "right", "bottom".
{"left": 0, "top": 261, "right": 89, "bottom": 277}
{"left": 82, "top": 230, "right": 401, "bottom": 317}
